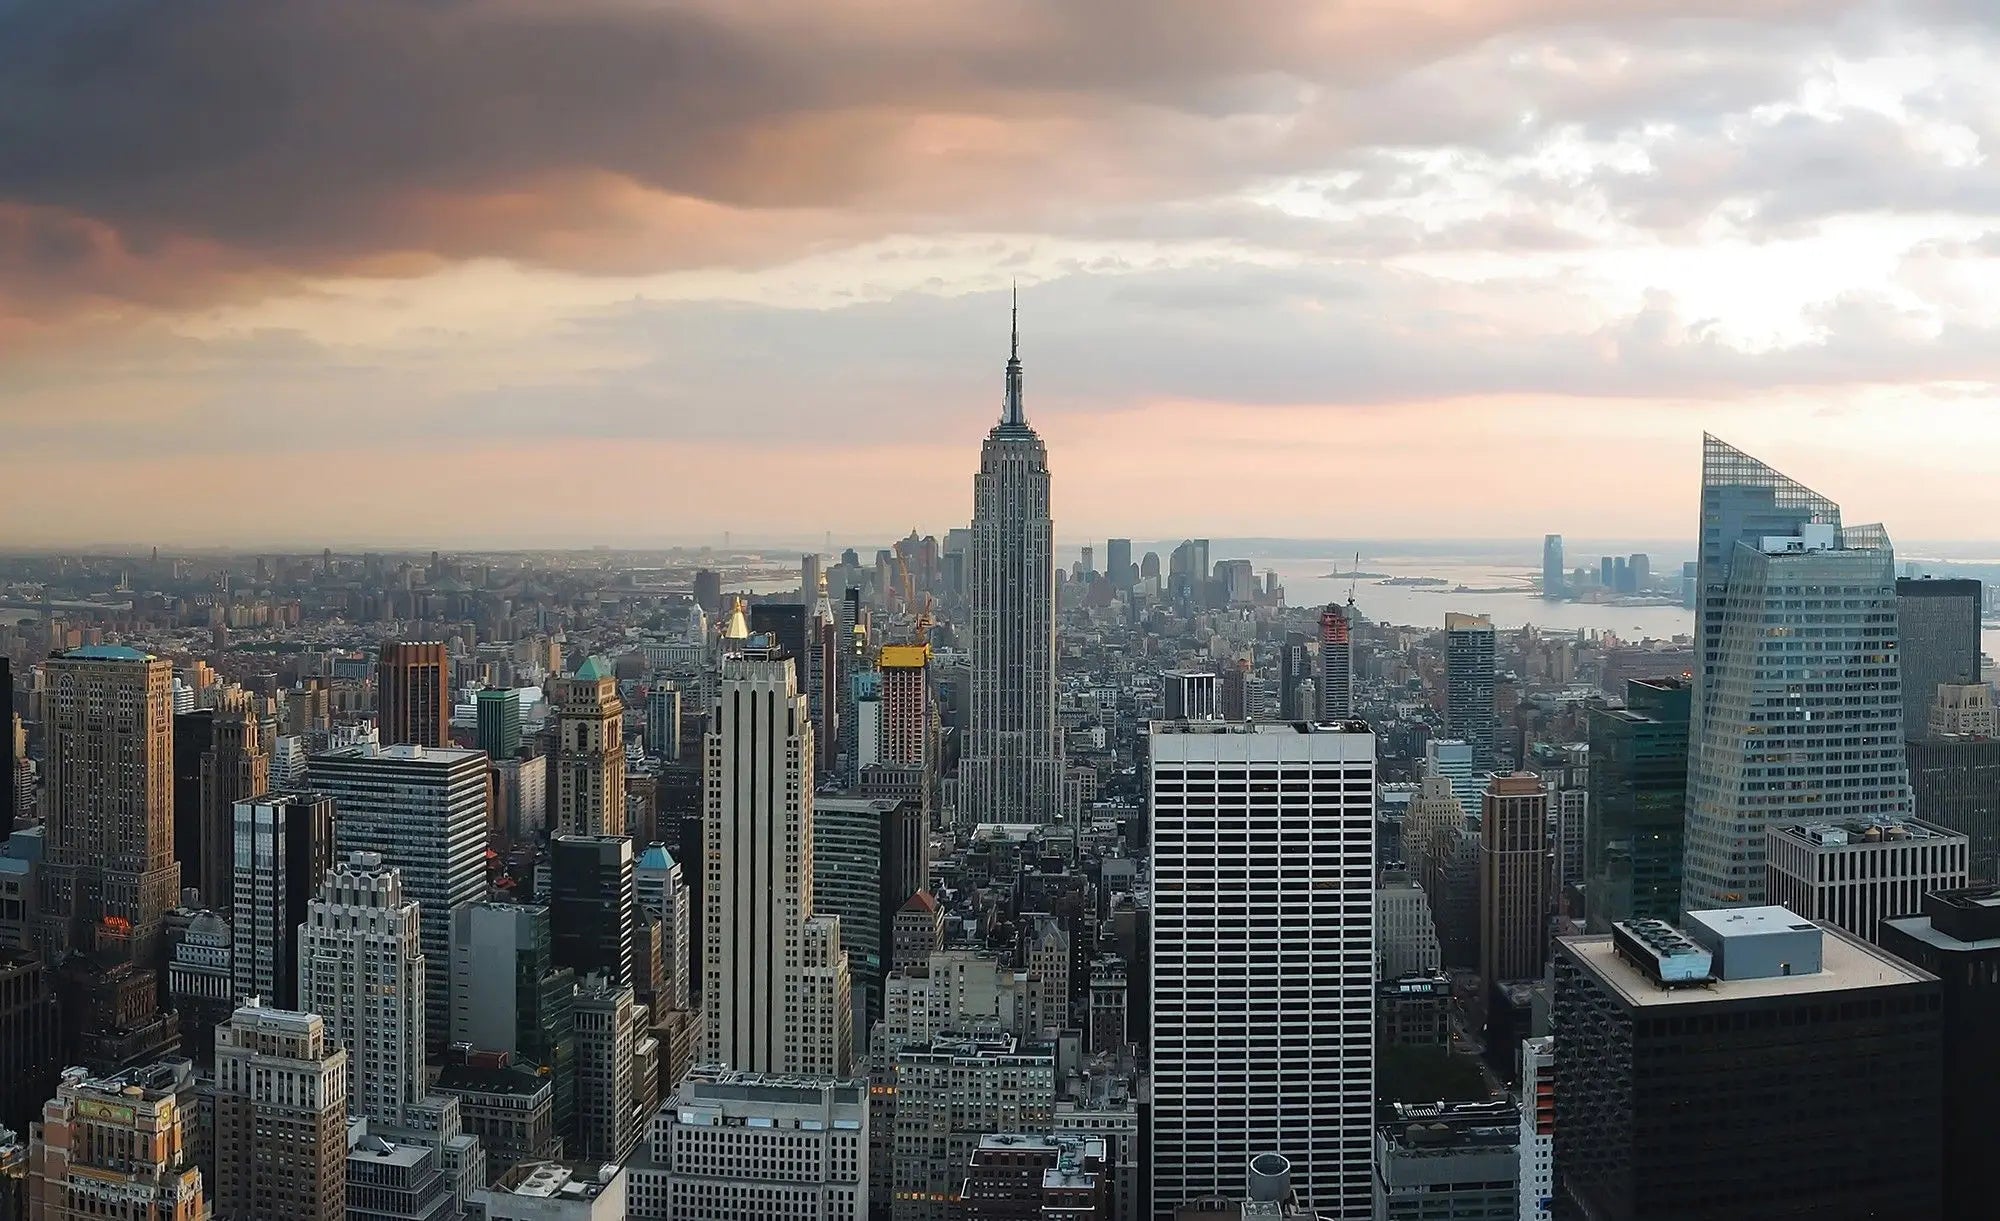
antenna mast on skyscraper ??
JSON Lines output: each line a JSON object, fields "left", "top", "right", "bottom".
{"left": 1349, "top": 552, "right": 1360, "bottom": 608}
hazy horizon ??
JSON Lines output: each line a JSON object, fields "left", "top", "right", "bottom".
{"left": 9, "top": 4, "right": 2000, "bottom": 544}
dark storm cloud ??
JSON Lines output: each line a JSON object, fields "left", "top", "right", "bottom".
{"left": 0, "top": 0, "right": 1877, "bottom": 307}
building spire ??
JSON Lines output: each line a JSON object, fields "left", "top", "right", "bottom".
{"left": 1002, "top": 282, "right": 1025, "bottom": 426}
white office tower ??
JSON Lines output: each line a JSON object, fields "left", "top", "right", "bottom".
{"left": 1681, "top": 447, "right": 1912, "bottom": 910}
{"left": 961, "top": 301, "right": 1064, "bottom": 825}
{"left": 704, "top": 649, "right": 853, "bottom": 1076}
{"left": 299, "top": 851, "right": 426, "bottom": 1126}
{"left": 1765, "top": 818, "right": 1968, "bottom": 943}
{"left": 1149, "top": 721, "right": 1376, "bottom": 1218}
{"left": 313, "top": 742, "right": 489, "bottom": 1041}
{"left": 1424, "top": 738, "right": 1482, "bottom": 826}
{"left": 625, "top": 1066, "right": 868, "bottom": 1221}
{"left": 635, "top": 843, "right": 691, "bottom": 1011}
{"left": 1518, "top": 1036, "right": 1555, "bottom": 1221}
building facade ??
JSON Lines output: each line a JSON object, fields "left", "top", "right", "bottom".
{"left": 553, "top": 658, "right": 626, "bottom": 837}
{"left": 703, "top": 651, "right": 853, "bottom": 1076}
{"left": 27, "top": 1061, "right": 207, "bottom": 1221}
{"left": 1584, "top": 678, "right": 1690, "bottom": 932}
{"left": 1479, "top": 773, "right": 1551, "bottom": 993}
{"left": 1517, "top": 1037, "right": 1554, "bottom": 1221}
{"left": 891, "top": 1034, "right": 1056, "bottom": 1221}
{"left": 449, "top": 902, "right": 577, "bottom": 1138}
{"left": 1895, "top": 576, "right": 1981, "bottom": 740}
{"left": 1444, "top": 615, "right": 1497, "bottom": 771}
{"left": 1318, "top": 604, "right": 1355, "bottom": 720}
{"left": 1765, "top": 818, "right": 1968, "bottom": 943}
{"left": 477, "top": 687, "right": 523, "bottom": 760}
{"left": 229, "top": 792, "right": 333, "bottom": 1010}
{"left": 1552, "top": 908, "right": 1941, "bottom": 1220}
{"left": 548, "top": 834, "right": 637, "bottom": 987}
{"left": 377, "top": 640, "right": 450, "bottom": 749}
{"left": 1878, "top": 886, "right": 2000, "bottom": 1220}
{"left": 961, "top": 307, "right": 1063, "bottom": 825}
{"left": 814, "top": 795, "right": 927, "bottom": 1048}
{"left": 38, "top": 646, "right": 178, "bottom": 967}
{"left": 199, "top": 703, "right": 269, "bottom": 911}
{"left": 1906, "top": 731, "right": 2000, "bottom": 884}
{"left": 212, "top": 1003, "right": 346, "bottom": 1221}
{"left": 634, "top": 844, "right": 690, "bottom": 1012}
{"left": 297, "top": 852, "right": 426, "bottom": 1126}
{"left": 625, "top": 1067, "right": 868, "bottom": 1221}
{"left": 1372, "top": 1101, "right": 1519, "bottom": 1221}
{"left": 313, "top": 743, "right": 488, "bottom": 1041}
{"left": 1149, "top": 721, "right": 1375, "bottom": 1219}
{"left": 1682, "top": 498, "right": 1910, "bottom": 910}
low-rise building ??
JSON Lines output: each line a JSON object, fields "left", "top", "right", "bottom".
{"left": 624, "top": 1066, "right": 867, "bottom": 1221}
{"left": 959, "top": 1133, "right": 1110, "bottom": 1220}
{"left": 478, "top": 1161, "right": 625, "bottom": 1221}
{"left": 1373, "top": 1100, "right": 1520, "bottom": 1221}
{"left": 1377, "top": 973, "right": 1451, "bottom": 1049}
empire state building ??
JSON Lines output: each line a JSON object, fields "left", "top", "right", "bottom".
{"left": 961, "top": 299, "right": 1063, "bottom": 824}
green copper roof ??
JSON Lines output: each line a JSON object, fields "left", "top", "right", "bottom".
{"left": 573, "top": 655, "right": 610, "bottom": 681}
{"left": 65, "top": 644, "right": 153, "bottom": 661}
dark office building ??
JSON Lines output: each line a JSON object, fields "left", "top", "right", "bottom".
{"left": 692, "top": 569, "right": 723, "bottom": 616}
{"left": 476, "top": 687, "right": 523, "bottom": 760}
{"left": 0, "top": 657, "right": 12, "bottom": 843}
{"left": 1872, "top": 884, "right": 2000, "bottom": 1216}
{"left": 229, "top": 793, "right": 335, "bottom": 1011}
{"left": 1584, "top": 678, "right": 1691, "bottom": 932}
{"left": 377, "top": 640, "right": 451, "bottom": 748}
{"left": 749, "top": 602, "right": 808, "bottom": 666}
{"left": 812, "top": 795, "right": 927, "bottom": 1040}
{"left": 1906, "top": 735, "right": 2000, "bottom": 884}
{"left": 1878, "top": 887, "right": 2000, "bottom": 1221}
{"left": 1105, "top": 538, "right": 1133, "bottom": 590}
{"left": 0, "top": 948, "right": 61, "bottom": 1134}
{"left": 1896, "top": 577, "right": 1982, "bottom": 740}
{"left": 547, "top": 834, "right": 636, "bottom": 987}
{"left": 171, "top": 709, "right": 215, "bottom": 889}
{"left": 1377, "top": 972, "right": 1451, "bottom": 1049}
{"left": 1553, "top": 910, "right": 1941, "bottom": 1221}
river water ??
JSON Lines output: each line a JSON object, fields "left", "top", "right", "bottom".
{"left": 1258, "top": 554, "right": 1693, "bottom": 641}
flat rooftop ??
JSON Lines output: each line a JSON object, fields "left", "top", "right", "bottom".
{"left": 1561, "top": 924, "right": 1931, "bottom": 1007}
{"left": 1151, "top": 719, "right": 1373, "bottom": 736}
{"left": 1773, "top": 818, "right": 1962, "bottom": 847}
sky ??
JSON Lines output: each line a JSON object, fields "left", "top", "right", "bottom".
{"left": 7, "top": 0, "right": 2000, "bottom": 549}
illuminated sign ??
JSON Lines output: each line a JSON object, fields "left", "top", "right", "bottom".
{"left": 76, "top": 1099, "right": 136, "bottom": 1126}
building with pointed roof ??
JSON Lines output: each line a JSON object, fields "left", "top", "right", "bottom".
{"left": 959, "top": 295, "right": 1063, "bottom": 826}
{"left": 1682, "top": 436, "right": 1912, "bottom": 911}
{"left": 554, "top": 658, "right": 626, "bottom": 838}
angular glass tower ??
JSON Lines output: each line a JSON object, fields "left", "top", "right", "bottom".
{"left": 1681, "top": 436, "right": 1910, "bottom": 910}
{"left": 961, "top": 298, "right": 1063, "bottom": 824}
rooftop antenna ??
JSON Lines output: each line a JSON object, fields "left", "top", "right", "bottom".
{"left": 1349, "top": 551, "right": 1360, "bottom": 608}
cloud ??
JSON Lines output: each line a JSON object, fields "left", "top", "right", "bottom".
{"left": 0, "top": 0, "right": 1873, "bottom": 317}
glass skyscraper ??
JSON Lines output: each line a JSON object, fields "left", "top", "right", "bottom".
{"left": 1444, "top": 613, "right": 1497, "bottom": 770}
{"left": 1895, "top": 576, "right": 1982, "bottom": 739}
{"left": 1682, "top": 437, "right": 1911, "bottom": 910}
{"left": 1584, "top": 677, "right": 1690, "bottom": 931}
